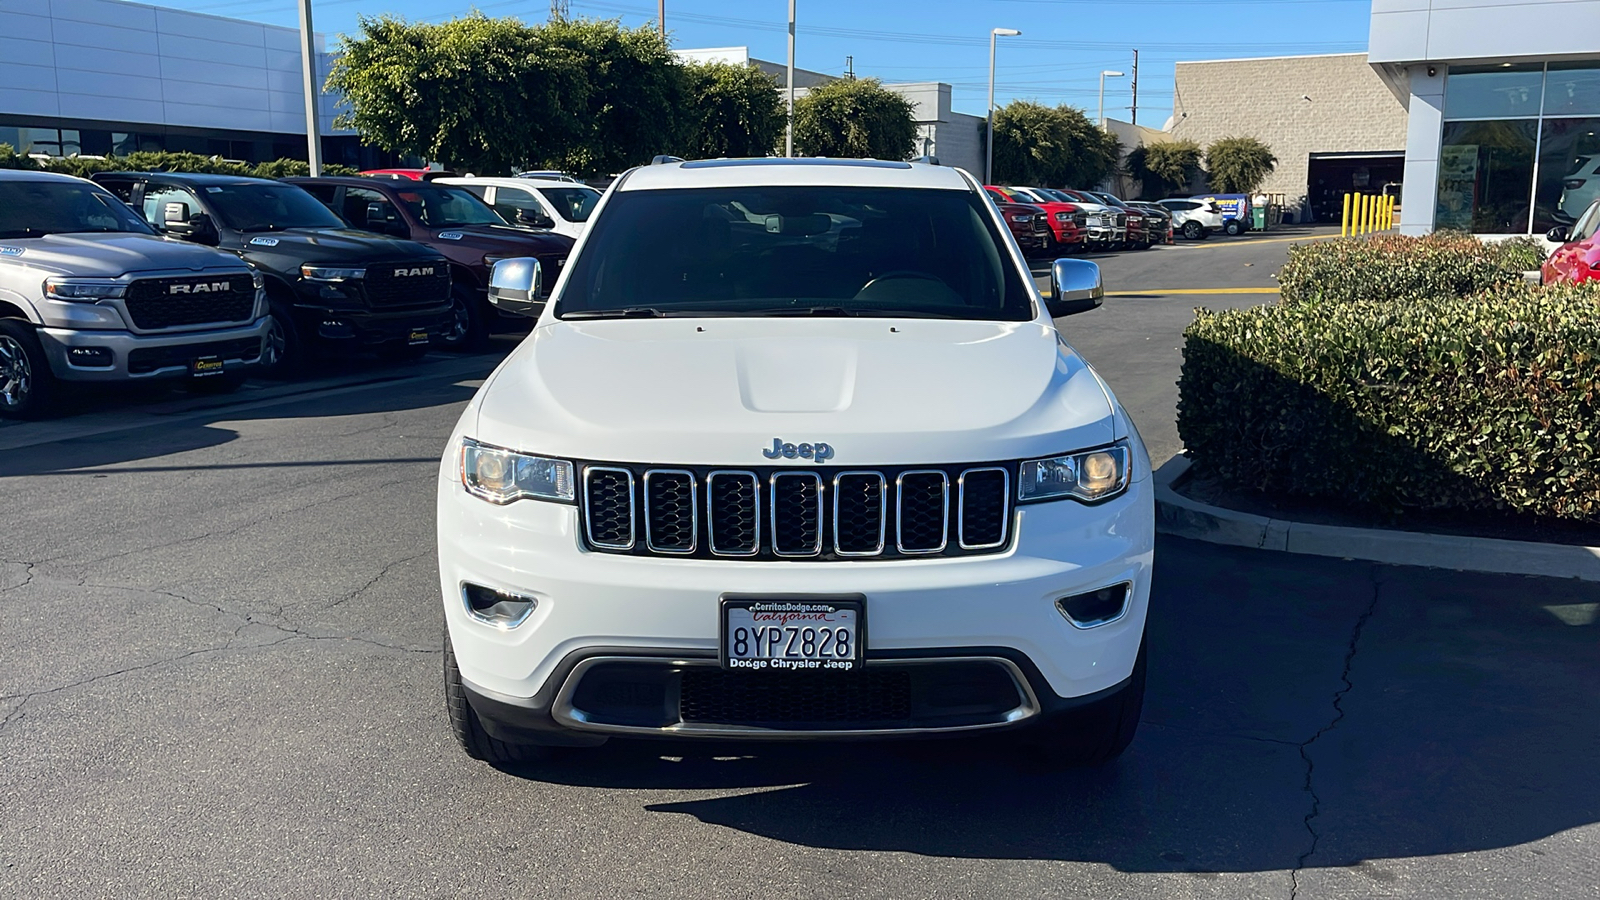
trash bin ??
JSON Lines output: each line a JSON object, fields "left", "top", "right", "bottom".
{"left": 1251, "top": 205, "right": 1268, "bottom": 232}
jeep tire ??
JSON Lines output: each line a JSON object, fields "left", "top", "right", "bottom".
{"left": 1019, "top": 635, "right": 1145, "bottom": 768}
{"left": 445, "top": 633, "right": 549, "bottom": 766}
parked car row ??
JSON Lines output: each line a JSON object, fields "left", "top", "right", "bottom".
{"left": 0, "top": 167, "right": 583, "bottom": 418}
{"left": 984, "top": 185, "right": 1177, "bottom": 254}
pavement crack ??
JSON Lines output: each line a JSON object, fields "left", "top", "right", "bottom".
{"left": 0, "top": 559, "right": 39, "bottom": 594}
{"left": 1288, "top": 571, "right": 1381, "bottom": 900}
{"left": 328, "top": 551, "right": 430, "bottom": 609}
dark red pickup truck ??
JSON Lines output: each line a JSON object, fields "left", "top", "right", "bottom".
{"left": 984, "top": 189, "right": 1050, "bottom": 256}
{"left": 286, "top": 177, "right": 573, "bottom": 350}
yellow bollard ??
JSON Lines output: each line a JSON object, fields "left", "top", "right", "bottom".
{"left": 1364, "top": 194, "right": 1374, "bottom": 235}
{"left": 1358, "top": 194, "right": 1368, "bottom": 235}
{"left": 1388, "top": 195, "right": 1396, "bottom": 230}
{"left": 1342, "top": 193, "right": 1353, "bottom": 237}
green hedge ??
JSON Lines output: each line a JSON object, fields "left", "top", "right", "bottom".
{"left": 1178, "top": 282, "right": 1600, "bottom": 522}
{"left": 1276, "top": 232, "right": 1544, "bottom": 306}
{"left": 0, "top": 144, "right": 356, "bottom": 178}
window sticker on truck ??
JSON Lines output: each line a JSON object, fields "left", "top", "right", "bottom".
{"left": 249, "top": 237, "right": 279, "bottom": 247}
{"left": 0, "top": 246, "right": 22, "bottom": 257}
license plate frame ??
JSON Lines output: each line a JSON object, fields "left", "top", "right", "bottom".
{"left": 189, "top": 355, "right": 224, "bottom": 378}
{"left": 407, "top": 329, "right": 430, "bottom": 346}
{"left": 719, "top": 595, "right": 866, "bottom": 673}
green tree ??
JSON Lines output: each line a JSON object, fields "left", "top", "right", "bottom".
{"left": 1125, "top": 138, "right": 1202, "bottom": 198}
{"left": 1205, "top": 136, "right": 1277, "bottom": 193}
{"left": 990, "top": 101, "right": 1120, "bottom": 188}
{"left": 793, "top": 78, "right": 917, "bottom": 160}
{"left": 537, "top": 17, "right": 683, "bottom": 176}
{"left": 677, "top": 61, "right": 784, "bottom": 159}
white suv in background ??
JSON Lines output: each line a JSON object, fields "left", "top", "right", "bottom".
{"left": 1158, "top": 197, "right": 1225, "bottom": 240}
{"left": 439, "top": 177, "right": 601, "bottom": 241}
{"left": 437, "top": 158, "right": 1155, "bottom": 769}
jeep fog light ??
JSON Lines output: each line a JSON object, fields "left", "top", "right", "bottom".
{"left": 461, "top": 438, "right": 575, "bottom": 504}
{"left": 1056, "top": 583, "right": 1131, "bottom": 629}
{"left": 463, "top": 583, "right": 537, "bottom": 629}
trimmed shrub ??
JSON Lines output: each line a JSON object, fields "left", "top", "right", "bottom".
{"left": 0, "top": 147, "right": 353, "bottom": 178}
{"left": 1178, "top": 282, "right": 1600, "bottom": 522}
{"left": 1276, "top": 232, "right": 1531, "bottom": 306}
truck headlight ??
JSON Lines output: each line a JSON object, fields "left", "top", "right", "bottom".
{"left": 1019, "top": 441, "right": 1132, "bottom": 503}
{"left": 300, "top": 265, "right": 366, "bottom": 281}
{"left": 43, "top": 279, "right": 125, "bottom": 302}
{"left": 461, "top": 438, "right": 575, "bottom": 504}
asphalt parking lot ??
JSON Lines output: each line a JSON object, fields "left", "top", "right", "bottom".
{"left": 3, "top": 227, "right": 1596, "bottom": 898}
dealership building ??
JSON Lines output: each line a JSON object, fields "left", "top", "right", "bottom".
{"left": 1369, "top": 0, "right": 1600, "bottom": 236}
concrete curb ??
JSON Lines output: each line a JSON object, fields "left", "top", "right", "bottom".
{"left": 1154, "top": 455, "right": 1600, "bottom": 582}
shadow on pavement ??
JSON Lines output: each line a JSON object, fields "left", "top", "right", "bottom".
{"left": 500, "top": 539, "right": 1600, "bottom": 875}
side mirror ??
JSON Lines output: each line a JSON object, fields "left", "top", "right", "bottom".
{"left": 515, "top": 207, "right": 555, "bottom": 229}
{"left": 165, "top": 210, "right": 217, "bottom": 244}
{"left": 1046, "top": 258, "right": 1103, "bottom": 318}
{"left": 487, "top": 257, "right": 545, "bottom": 318}
{"left": 1547, "top": 225, "right": 1571, "bottom": 244}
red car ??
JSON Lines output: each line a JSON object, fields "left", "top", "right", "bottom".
{"left": 987, "top": 186, "right": 1087, "bottom": 253}
{"left": 1543, "top": 199, "right": 1600, "bottom": 285}
{"left": 984, "top": 191, "right": 1050, "bottom": 255}
{"left": 359, "top": 168, "right": 458, "bottom": 182}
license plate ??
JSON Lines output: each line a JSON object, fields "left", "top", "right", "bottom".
{"left": 190, "top": 356, "right": 223, "bottom": 377}
{"left": 407, "top": 329, "right": 429, "bottom": 346}
{"left": 721, "top": 597, "right": 864, "bottom": 672}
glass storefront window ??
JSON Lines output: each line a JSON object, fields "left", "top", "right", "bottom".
{"left": 1544, "top": 65, "right": 1600, "bottom": 117}
{"left": 1445, "top": 64, "right": 1546, "bottom": 120}
{"left": 1436, "top": 120, "right": 1538, "bottom": 233}
{"left": 1533, "top": 117, "right": 1600, "bottom": 231}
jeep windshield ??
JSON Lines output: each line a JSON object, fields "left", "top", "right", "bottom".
{"left": 203, "top": 183, "right": 348, "bottom": 232}
{"left": 556, "top": 186, "right": 1034, "bottom": 321}
{"left": 0, "top": 182, "right": 156, "bottom": 239}
{"left": 392, "top": 185, "right": 506, "bottom": 227}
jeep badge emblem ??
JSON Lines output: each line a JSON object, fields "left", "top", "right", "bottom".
{"left": 394, "top": 266, "right": 435, "bottom": 277}
{"left": 762, "top": 438, "right": 834, "bottom": 462}
{"left": 170, "top": 281, "right": 233, "bottom": 294}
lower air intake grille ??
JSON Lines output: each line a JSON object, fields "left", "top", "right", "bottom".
{"left": 679, "top": 668, "right": 913, "bottom": 727}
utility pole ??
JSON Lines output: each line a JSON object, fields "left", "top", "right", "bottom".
{"left": 786, "top": 0, "right": 795, "bottom": 157}
{"left": 1131, "top": 49, "right": 1139, "bottom": 125}
{"left": 986, "top": 27, "right": 1021, "bottom": 184}
{"left": 658, "top": 0, "right": 664, "bottom": 36}
{"left": 297, "top": 0, "right": 322, "bottom": 176}
{"left": 550, "top": 0, "right": 567, "bottom": 20}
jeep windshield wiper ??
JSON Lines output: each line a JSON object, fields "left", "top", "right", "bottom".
{"left": 561, "top": 307, "right": 670, "bottom": 319}
{"left": 758, "top": 306, "right": 855, "bottom": 317}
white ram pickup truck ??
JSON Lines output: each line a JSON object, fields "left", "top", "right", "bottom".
{"left": 437, "top": 158, "right": 1154, "bottom": 768}
{"left": 0, "top": 170, "right": 268, "bottom": 417}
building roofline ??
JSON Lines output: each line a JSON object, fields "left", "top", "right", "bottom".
{"left": 1176, "top": 51, "right": 1367, "bottom": 66}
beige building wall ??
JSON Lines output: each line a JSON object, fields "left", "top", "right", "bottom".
{"left": 1167, "top": 53, "right": 1409, "bottom": 206}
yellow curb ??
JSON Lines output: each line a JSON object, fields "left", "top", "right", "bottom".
{"left": 1109, "top": 288, "right": 1280, "bottom": 296}
{"left": 1180, "top": 233, "right": 1346, "bottom": 248}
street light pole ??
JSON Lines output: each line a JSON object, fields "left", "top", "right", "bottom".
{"left": 986, "top": 27, "right": 1020, "bottom": 185}
{"left": 1098, "top": 70, "right": 1125, "bottom": 130}
{"left": 298, "top": 0, "right": 322, "bottom": 176}
{"left": 786, "top": 0, "right": 795, "bottom": 157}
{"left": 658, "top": 0, "right": 664, "bottom": 37}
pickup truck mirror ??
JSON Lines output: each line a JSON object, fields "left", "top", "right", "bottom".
{"left": 487, "top": 257, "right": 546, "bottom": 318}
{"left": 1547, "top": 225, "right": 1571, "bottom": 244}
{"left": 165, "top": 211, "right": 217, "bottom": 244}
{"left": 163, "top": 201, "right": 190, "bottom": 224}
{"left": 1046, "top": 258, "right": 1104, "bottom": 318}
{"left": 514, "top": 207, "right": 555, "bottom": 230}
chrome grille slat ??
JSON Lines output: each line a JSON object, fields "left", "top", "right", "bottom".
{"left": 833, "top": 472, "right": 886, "bottom": 557}
{"left": 896, "top": 470, "right": 949, "bottom": 554}
{"left": 644, "top": 470, "right": 697, "bottom": 554}
{"left": 707, "top": 470, "right": 760, "bottom": 556}
{"left": 770, "top": 472, "right": 824, "bottom": 557}
{"left": 958, "top": 467, "right": 1010, "bottom": 550}
{"left": 583, "top": 467, "right": 636, "bottom": 550}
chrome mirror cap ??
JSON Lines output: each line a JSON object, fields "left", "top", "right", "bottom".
{"left": 487, "top": 257, "right": 545, "bottom": 318}
{"left": 1046, "top": 258, "right": 1104, "bottom": 318}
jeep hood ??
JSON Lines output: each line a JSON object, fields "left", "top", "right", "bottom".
{"left": 1, "top": 232, "right": 246, "bottom": 278}
{"left": 472, "top": 319, "right": 1117, "bottom": 466}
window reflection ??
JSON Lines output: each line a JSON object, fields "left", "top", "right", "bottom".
{"left": 1534, "top": 118, "right": 1600, "bottom": 230}
{"left": 1544, "top": 65, "right": 1600, "bottom": 117}
{"left": 1444, "top": 64, "right": 1546, "bottom": 120}
{"left": 1437, "top": 120, "right": 1538, "bottom": 233}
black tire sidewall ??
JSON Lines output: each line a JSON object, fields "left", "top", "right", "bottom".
{"left": 1183, "top": 221, "right": 1204, "bottom": 240}
{"left": 259, "top": 304, "right": 303, "bottom": 379}
{"left": 437, "top": 284, "right": 489, "bottom": 352}
{"left": 0, "top": 318, "right": 56, "bottom": 419}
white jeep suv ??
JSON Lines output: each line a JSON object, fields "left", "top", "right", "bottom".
{"left": 437, "top": 158, "right": 1154, "bottom": 767}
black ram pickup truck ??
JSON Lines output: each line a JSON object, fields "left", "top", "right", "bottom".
{"left": 93, "top": 173, "right": 452, "bottom": 375}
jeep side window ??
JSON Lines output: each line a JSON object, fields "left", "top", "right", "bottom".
{"left": 141, "top": 185, "right": 205, "bottom": 233}
{"left": 343, "top": 186, "right": 401, "bottom": 234}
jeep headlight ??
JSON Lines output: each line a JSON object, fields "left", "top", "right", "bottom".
{"left": 300, "top": 265, "right": 366, "bottom": 281}
{"left": 461, "top": 438, "right": 574, "bottom": 504}
{"left": 44, "top": 279, "right": 125, "bottom": 302}
{"left": 1019, "top": 441, "right": 1132, "bottom": 503}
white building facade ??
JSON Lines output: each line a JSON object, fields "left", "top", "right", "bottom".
{"left": 1369, "top": 0, "right": 1600, "bottom": 235}
{"left": 0, "top": 0, "right": 371, "bottom": 166}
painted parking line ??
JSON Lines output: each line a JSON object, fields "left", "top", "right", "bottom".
{"left": 1178, "top": 233, "right": 1345, "bottom": 248}
{"left": 1110, "top": 287, "right": 1280, "bottom": 296}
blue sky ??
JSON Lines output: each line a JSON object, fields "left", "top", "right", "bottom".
{"left": 158, "top": 0, "right": 1374, "bottom": 126}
